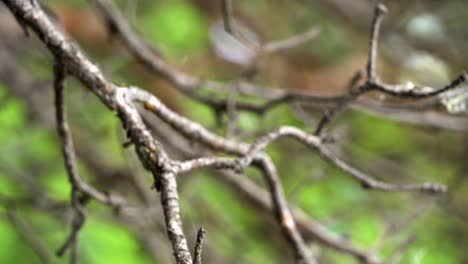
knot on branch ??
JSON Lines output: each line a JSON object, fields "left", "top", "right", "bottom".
{"left": 233, "top": 158, "right": 247, "bottom": 174}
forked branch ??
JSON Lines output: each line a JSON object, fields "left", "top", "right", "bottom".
{"left": 1, "top": 1, "right": 454, "bottom": 264}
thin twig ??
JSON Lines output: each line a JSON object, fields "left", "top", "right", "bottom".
{"left": 136, "top": 89, "right": 317, "bottom": 263}
{"left": 220, "top": 0, "right": 259, "bottom": 51}
{"left": 363, "top": 4, "right": 467, "bottom": 98}
{"left": 313, "top": 2, "right": 467, "bottom": 133}
{"left": 146, "top": 111, "right": 379, "bottom": 263}
{"left": 263, "top": 26, "right": 321, "bottom": 54}
{"left": 160, "top": 172, "right": 193, "bottom": 264}
{"left": 314, "top": 70, "right": 363, "bottom": 135}
{"left": 90, "top": 0, "right": 198, "bottom": 91}
{"left": 1, "top": 2, "right": 452, "bottom": 264}
{"left": 214, "top": 171, "right": 380, "bottom": 264}
{"left": 316, "top": 144, "right": 446, "bottom": 194}
{"left": 90, "top": 0, "right": 467, "bottom": 121}
{"left": 113, "top": 87, "right": 193, "bottom": 264}
{"left": 193, "top": 228, "right": 206, "bottom": 264}
{"left": 171, "top": 124, "right": 445, "bottom": 194}
{"left": 368, "top": 72, "right": 468, "bottom": 98}
{"left": 221, "top": 0, "right": 235, "bottom": 35}
{"left": 366, "top": 4, "right": 387, "bottom": 82}
{"left": 136, "top": 111, "right": 381, "bottom": 263}
{"left": 255, "top": 155, "right": 317, "bottom": 264}
{"left": 53, "top": 63, "right": 85, "bottom": 263}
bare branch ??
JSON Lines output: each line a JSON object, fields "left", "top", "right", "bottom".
{"left": 0, "top": 1, "right": 452, "bottom": 263}
{"left": 366, "top": 3, "right": 387, "bottom": 82}
{"left": 139, "top": 99, "right": 316, "bottom": 262}
{"left": 90, "top": 0, "right": 467, "bottom": 124}
{"left": 263, "top": 26, "right": 321, "bottom": 54}
{"left": 90, "top": 0, "right": 199, "bottom": 92}
{"left": 56, "top": 189, "right": 84, "bottom": 263}
{"left": 52, "top": 62, "right": 126, "bottom": 261}
{"left": 363, "top": 4, "right": 467, "bottom": 98}
{"left": 314, "top": 70, "right": 363, "bottom": 135}
{"left": 255, "top": 155, "right": 317, "bottom": 264}
{"left": 173, "top": 158, "right": 317, "bottom": 263}
{"left": 214, "top": 171, "right": 380, "bottom": 264}
{"left": 173, "top": 124, "right": 445, "bottom": 194}
{"left": 113, "top": 87, "right": 193, "bottom": 263}
{"left": 315, "top": 144, "right": 446, "bottom": 194}
{"left": 53, "top": 63, "right": 85, "bottom": 262}
{"left": 193, "top": 228, "right": 206, "bottom": 264}
{"left": 368, "top": 72, "right": 468, "bottom": 98}
{"left": 160, "top": 172, "right": 193, "bottom": 264}
{"left": 221, "top": 0, "right": 235, "bottom": 35}
{"left": 312, "top": 3, "right": 467, "bottom": 133}
{"left": 146, "top": 112, "right": 380, "bottom": 263}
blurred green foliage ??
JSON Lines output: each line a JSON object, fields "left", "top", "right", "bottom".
{"left": 1, "top": 1, "right": 467, "bottom": 264}
{"left": 0, "top": 82, "right": 153, "bottom": 263}
{"left": 139, "top": 1, "right": 209, "bottom": 57}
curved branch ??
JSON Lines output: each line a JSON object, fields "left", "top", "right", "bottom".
{"left": 0, "top": 1, "right": 450, "bottom": 264}
{"left": 90, "top": 0, "right": 466, "bottom": 125}
{"left": 53, "top": 63, "right": 85, "bottom": 262}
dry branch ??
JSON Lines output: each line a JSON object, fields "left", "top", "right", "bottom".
{"left": 0, "top": 1, "right": 457, "bottom": 263}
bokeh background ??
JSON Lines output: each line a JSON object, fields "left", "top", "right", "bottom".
{"left": 0, "top": 0, "right": 467, "bottom": 263}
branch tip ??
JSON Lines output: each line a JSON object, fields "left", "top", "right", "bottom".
{"left": 376, "top": 3, "right": 388, "bottom": 16}
{"left": 194, "top": 227, "right": 206, "bottom": 264}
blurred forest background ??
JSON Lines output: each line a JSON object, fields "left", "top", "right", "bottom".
{"left": 0, "top": 0, "right": 468, "bottom": 263}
